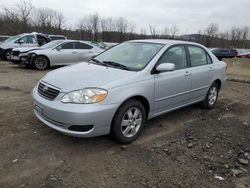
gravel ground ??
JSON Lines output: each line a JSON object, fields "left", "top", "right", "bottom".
{"left": 0, "top": 61, "right": 249, "bottom": 188}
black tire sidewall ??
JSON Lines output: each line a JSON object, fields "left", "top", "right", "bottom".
{"left": 204, "top": 83, "right": 219, "bottom": 108}
{"left": 111, "top": 99, "right": 146, "bottom": 144}
{"left": 4, "top": 50, "right": 12, "bottom": 61}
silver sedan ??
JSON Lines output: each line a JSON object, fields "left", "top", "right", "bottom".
{"left": 32, "top": 39, "right": 227, "bottom": 143}
{"left": 19, "top": 40, "right": 104, "bottom": 69}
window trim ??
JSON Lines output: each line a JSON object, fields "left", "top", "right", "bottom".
{"left": 76, "top": 42, "right": 93, "bottom": 50}
{"left": 151, "top": 44, "right": 189, "bottom": 74}
{"left": 59, "top": 42, "right": 75, "bottom": 50}
{"left": 185, "top": 44, "right": 213, "bottom": 68}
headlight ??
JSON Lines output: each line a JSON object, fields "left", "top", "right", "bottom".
{"left": 61, "top": 88, "right": 108, "bottom": 104}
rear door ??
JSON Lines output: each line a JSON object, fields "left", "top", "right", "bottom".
{"left": 154, "top": 45, "right": 192, "bottom": 115}
{"left": 75, "top": 42, "right": 96, "bottom": 62}
{"left": 187, "top": 45, "right": 214, "bottom": 101}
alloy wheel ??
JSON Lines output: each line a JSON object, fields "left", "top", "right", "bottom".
{"left": 121, "top": 107, "right": 142, "bottom": 138}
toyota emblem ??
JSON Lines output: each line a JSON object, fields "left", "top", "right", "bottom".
{"left": 43, "top": 85, "right": 48, "bottom": 92}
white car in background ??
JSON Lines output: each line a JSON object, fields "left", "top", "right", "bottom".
{"left": 0, "top": 32, "right": 66, "bottom": 60}
{"left": 16, "top": 40, "right": 104, "bottom": 69}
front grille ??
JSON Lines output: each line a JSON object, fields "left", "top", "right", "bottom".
{"left": 12, "top": 50, "right": 20, "bottom": 56}
{"left": 38, "top": 82, "right": 60, "bottom": 100}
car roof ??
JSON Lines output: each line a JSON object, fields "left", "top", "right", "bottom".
{"left": 127, "top": 39, "right": 202, "bottom": 46}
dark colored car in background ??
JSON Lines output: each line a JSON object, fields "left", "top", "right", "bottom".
{"left": 211, "top": 48, "right": 238, "bottom": 60}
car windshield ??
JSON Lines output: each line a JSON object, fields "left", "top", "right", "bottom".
{"left": 3, "top": 35, "right": 22, "bottom": 43}
{"left": 94, "top": 42, "right": 163, "bottom": 71}
{"left": 41, "top": 40, "right": 63, "bottom": 48}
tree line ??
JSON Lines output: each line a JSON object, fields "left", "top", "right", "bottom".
{"left": 0, "top": 0, "right": 250, "bottom": 48}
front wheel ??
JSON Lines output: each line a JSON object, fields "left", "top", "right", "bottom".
{"left": 111, "top": 99, "right": 146, "bottom": 144}
{"left": 32, "top": 56, "right": 49, "bottom": 70}
{"left": 201, "top": 82, "right": 219, "bottom": 109}
{"left": 4, "top": 50, "right": 12, "bottom": 61}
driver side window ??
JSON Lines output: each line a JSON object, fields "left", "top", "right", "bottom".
{"left": 18, "top": 35, "right": 36, "bottom": 44}
{"left": 158, "top": 46, "right": 187, "bottom": 70}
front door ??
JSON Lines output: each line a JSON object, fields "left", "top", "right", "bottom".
{"left": 154, "top": 45, "right": 192, "bottom": 115}
{"left": 50, "top": 42, "right": 79, "bottom": 65}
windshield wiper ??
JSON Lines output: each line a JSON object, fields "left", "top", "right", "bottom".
{"left": 90, "top": 58, "right": 108, "bottom": 67}
{"left": 102, "top": 61, "right": 132, "bottom": 70}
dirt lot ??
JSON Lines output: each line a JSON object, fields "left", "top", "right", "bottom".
{"left": 0, "top": 60, "right": 250, "bottom": 188}
{"left": 226, "top": 58, "right": 250, "bottom": 82}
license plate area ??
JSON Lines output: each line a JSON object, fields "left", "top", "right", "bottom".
{"left": 34, "top": 103, "right": 43, "bottom": 115}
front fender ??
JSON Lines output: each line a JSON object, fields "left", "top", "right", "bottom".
{"left": 102, "top": 78, "right": 155, "bottom": 118}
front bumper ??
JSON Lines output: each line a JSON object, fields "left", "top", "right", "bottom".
{"left": 12, "top": 55, "right": 32, "bottom": 66}
{"left": 32, "top": 86, "right": 119, "bottom": 137}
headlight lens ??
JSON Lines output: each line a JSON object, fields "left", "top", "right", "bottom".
{"left": 61, "top": 88, "right": 108, "bottom": 104}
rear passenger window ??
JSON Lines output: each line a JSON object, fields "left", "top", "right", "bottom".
{"left": 158, "top": 46, "right": 187, "bottom": 70}
{"left": 76, "top": 42, "right": 93, "bottom": 49}
{"left": 188, "top": 46, "right": 211, "bottom": 66}
{"left": 61, "top": 42, "right": 74, "bottom": 49}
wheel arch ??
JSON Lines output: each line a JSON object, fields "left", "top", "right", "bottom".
{"left": 213, "top": 79, "right": 222, "bottom": 90}
{"left": 111, "top": 95, "right": 151, "bottom": 125}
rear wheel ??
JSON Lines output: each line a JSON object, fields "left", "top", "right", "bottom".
{"left": 111, "top": 99, "right": 146, "bottom": 144}
{"left": 201, "top": 82, "right": 219, "bottom": 109}
{"left": 32, "top": 56, "right": 49, "bottom": 70}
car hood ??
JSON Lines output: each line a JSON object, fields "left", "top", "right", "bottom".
{"left": 13, "top": 47, "right": 42, "bottom": 53}
{"left": 42, "top": 62, "right": 137, "bottom": 92}
{"left": 0, "top": 42, "right": 12, "bottom": 49}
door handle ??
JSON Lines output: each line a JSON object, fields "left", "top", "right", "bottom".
{"left": 209, "top": 67, "right": 214, "bottom": 72}
{"left": 184, "top": 71, "right": 192, "bottom": 76}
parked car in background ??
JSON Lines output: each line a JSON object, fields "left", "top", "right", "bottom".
{"left": 0, "top": 35, "right": 10, "bottom": 44}
{"left": 237, "top": 52, "right": 250, "bottom": 58}
{"left": 32, "top": 39, "right": 227, "bottom": 143}
{"left": 211, "top": 48, "right": 238, "bottom": 60}
{"left": 10, "top": 35, "right": 66, "bottom": 64}
{"left": 46, "top": 34, "right": 67, "bottom": 41}
{"left": 90, "top": 42, "right": 118, "bottom": 50}
{"left": 16, "top": 40, "right": 103, "bottom": 69}
{"left": 0, "top": 32, "right": 66, "bottom": 61}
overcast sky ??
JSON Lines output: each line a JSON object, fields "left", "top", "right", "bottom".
{"left": 1, "top": 0, "right": 249, "bottom": 34}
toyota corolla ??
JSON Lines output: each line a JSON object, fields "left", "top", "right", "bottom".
{"left": 32, "top": 39, "right": 227, "bottom": 143}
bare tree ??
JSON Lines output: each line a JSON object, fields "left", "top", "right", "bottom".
{"left": 116, "top": 17, "right": 129, "bottom": 41}
{"left": 162, "top": 25, "right": 179, "bottom": 38}
{"left": 204, "top": 23, "right": 219, "bottom": 47}
{"left": 3, "top": 0, "right": 33, "bottom": 32}
{"left": 149, "top": 25, "right": 159, "bottom": 38}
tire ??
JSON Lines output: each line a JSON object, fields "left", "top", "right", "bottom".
{"left": 111, "top": 99, "right": 146, "bottom": 144}
{"left": 4, "top": 50, "right": 12, "bottom": 61}
{"left": 201, "top": 82, "right": 219, "bottom": 109}
{"left": 32, "top": 56, "right": 49, "bottom": 70}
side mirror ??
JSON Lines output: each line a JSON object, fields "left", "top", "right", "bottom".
{"left": 18, "top": 39, "right": 25, "bottom": 44}
{"left": 156, "top": 63, "right": 175, "bottom": 72}
{"left": 56, "top": 46, "right": 62, "bottom": 51}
